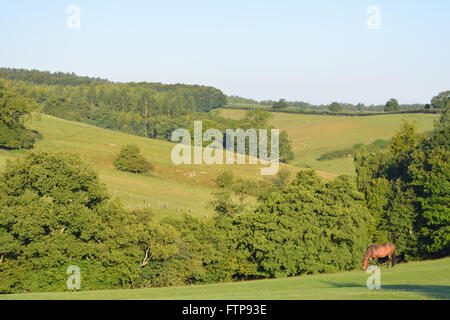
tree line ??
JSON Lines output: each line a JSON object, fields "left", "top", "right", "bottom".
{"left": 0, "top": 69, "right": 294, "bottom": 162}
{"left": 1, "top": 68, "right": 226, "bottom": 135}
{"left": 229, "top": 92, "right": 449, "bottom": 113}
{"left": 354, "top": 111, "right": 449, "bottom": 260}
{"left": 0, "top": 70, "right": 295, "bottom": 163}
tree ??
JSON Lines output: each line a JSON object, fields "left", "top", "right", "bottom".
{"left": 431, "top": 91, "right": 450, "bottom": 109}
{"left": 113, "top": 144, "right": 153, "bottom": 174}
{"left": 209, "top": 189, "right": 246, "bottom": 220}
{"left": 354, "top": 112, "right": 450, "bottom": 259}
{"left": 215, "top": 170, "right": 234, "bottom": 188}
{"left": 389, "top": 120, "right": 419, "bottom": 156}
{"left": 0, "top": 151, "right": 181, "bottom": 293}
{"left": 384, "top": 98, "right": 399, "bottom": 112}
{"left": 0, "top": 151, "right": 110, "bottom": 292}
{"left": 236, "top": 170, "right": 372, "bottom": 278}
{"left": 0, "top": 77, "right": 40, "bottom": 149}
{"left": 242, "top": 109, "right": 273, "bottom": 129}
{"left": 328, "top": 102, "right": 343, "bottom": 113}
{"left": 279, "top": 130, "right": 294, "bottom": 163}
{"left": 272, "top": 99, "right": 288, "bottom": 110}
{"left": 270, "top": 167, "right": 292, "bottom": 189}
{"left": 408, "top": 109, "right": 450, "bottom": 257}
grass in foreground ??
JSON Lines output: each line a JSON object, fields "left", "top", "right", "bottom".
{"left": 1, "top": 258, "right": 448, "bottom": 300}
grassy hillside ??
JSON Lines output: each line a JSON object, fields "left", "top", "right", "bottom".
{"left": 220, "top": 109, "right": 439, "bottom": 175}
{"left": 0, "top": 114, "right": 317, "bottom": 218}
{"left": 0, "top": 111, "right": 437, "bottom": 216}
{"left": 1, "top": 258, "right": 448, "bottom": 300}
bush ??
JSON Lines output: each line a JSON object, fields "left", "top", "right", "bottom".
{"left": 113, "top": 144, "right": 153, "bottom": 173}
{"left": 317, "top": 148, "right": 354, "bottom": 161}
{"left": 0, "top": 151, "right": 177, "bottom": 293}
{"left": 234, "top": 170, "right": 373, "bottom": 278}
{"left": 372, "top": 139, "right": 389, "bottom": 149}
{"left": 215, "top": 170, "right": 234, "bottom": 188}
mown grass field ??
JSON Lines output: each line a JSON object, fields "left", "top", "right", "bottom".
{"left": 0, "top": 114, "right": 308, "bottom": 218}
{"left": 220, "top": 109, "right": 440, "bottom": 175}
{"left": 1, "top": 258, "right": 448, "bottom": 300}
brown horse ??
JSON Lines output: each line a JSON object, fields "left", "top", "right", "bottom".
{"left": 362, "top": 243, "right": 396, "bottom": 271}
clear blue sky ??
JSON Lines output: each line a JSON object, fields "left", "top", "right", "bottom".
{"left": 1, "top": 0, "right": 449, "bottom": 104}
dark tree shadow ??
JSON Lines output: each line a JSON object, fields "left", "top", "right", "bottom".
{"left": 381, "top": 285, "right": 450, "bottom": 299}
{"left": 321, "top": 281, "right": 450, "bottom": 299}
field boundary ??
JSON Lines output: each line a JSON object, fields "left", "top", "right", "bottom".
{"left": 224, "top": 105, "right": 442, "bottom": 117}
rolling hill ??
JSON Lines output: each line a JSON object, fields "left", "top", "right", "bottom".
{"left": 0, "top": 111, "right": 439, "bottom": 218}
{"left": 220, "top": 109, "right": 440, "bottom": 175}
{"left": 0, "top": 114, "right": 308, "bottom": 218}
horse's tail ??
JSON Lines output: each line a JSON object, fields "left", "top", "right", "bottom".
{"left": 391, "top": 247, "right": 396, "bottom": 268}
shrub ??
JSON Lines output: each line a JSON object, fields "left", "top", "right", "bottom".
{"left": 113, "top": 144, "right": 153, "bottom": 173}
{"left": 372, "top": 139, "right": 389, "bottom": 149}
{"left": 215, "top": 170, "right": 234, "bottom": 188}
{"left": 317, "top": 148, "right": 354, "bottom": 161}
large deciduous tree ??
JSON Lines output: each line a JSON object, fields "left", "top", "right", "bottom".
{"left": 431, "top": 91, "right": 450, "bottom": 109}
{"left": 384, "top": 98, "right": 399, "bottom": 112}
{"left": 0, "top": 151, "right": 178, "bottom": 293}
{"left": 0, "top": 77, "right": 40, "bottom": 149}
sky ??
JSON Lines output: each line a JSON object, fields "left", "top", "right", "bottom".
{"left": 1, "top": 0, "right": 449, "bottom": 105}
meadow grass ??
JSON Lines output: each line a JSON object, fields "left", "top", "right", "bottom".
{"left": 220, "top": 109, "right": 439, "bottom": 175}
{"left": 1, "top": 257, "right": 448, "bottom": 300}
{"left": 0, "top": 114, "right": 305, "bottom": 218}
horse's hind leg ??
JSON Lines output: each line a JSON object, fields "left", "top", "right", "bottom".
{"left": 387, "top": 255, "right": 392, "bottom": 268}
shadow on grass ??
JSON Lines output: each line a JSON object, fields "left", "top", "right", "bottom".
{"left": 321, "top": 281, "right": 450, "bottom": 299}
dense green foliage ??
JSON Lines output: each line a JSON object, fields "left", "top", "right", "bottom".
{"left": 236, "top": 170, "right": 372, "bottom": 278}
{"left": 1, "top": 68, "right": 294, "bottom": 163}
{"left": 1, "top": 68, "right": 227, "bottom": 139}
{"left": 431, "top": 91, "right": 450, "bottom": 109}
{"left": 272, "top": 99, "right": 288, "bottom": 110}
{"left": 354, "top": 112, "right": 450, "bottom": 259}
{"left": 0, "top": 77, "right": 40, "bottom": 149}
{"left": 0, "top": 151, "right": 374, "bottom": 293}
{"left": 328, "top": 102, "right": 343, "bottom": 113}
{"left": 385, "top": 98, "right": 400, "bottom": 112}
{"left": 227, "top": 95, "right": 438, "bottom": 113}
{"left": 0, "top": 68, "right": 109, "bottom": 86}
{"left": 0, "top": 151, "right": 181, "bottom": 293}
{"left": 114, "top": 144, "right": 153, "bottom": 174}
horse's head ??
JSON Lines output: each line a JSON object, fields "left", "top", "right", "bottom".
{"left": 362, "top": 259, "right": 369, "bottom": 271}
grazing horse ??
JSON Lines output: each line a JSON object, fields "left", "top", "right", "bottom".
{"left": 362, "top": 243, "right": 396, "bottom": 271}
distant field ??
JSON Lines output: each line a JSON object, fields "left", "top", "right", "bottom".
{"left": 0, "top": 114, "right": 318, "bottom": 218}
{"left": 220, "top": 109, "right": 440, "bottom": 175}
{"left": 1, "top": 258, "right": 448, "bottom": 300}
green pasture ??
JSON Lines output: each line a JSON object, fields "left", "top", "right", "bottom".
{"left": 2, "top": 257, "right": 448, "bottom": 300}
{"left": 0, "top": 114, "right": 304, "bottom": 218}
{"left": 220, "top": 109, "right": 439, "bottom": 175}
